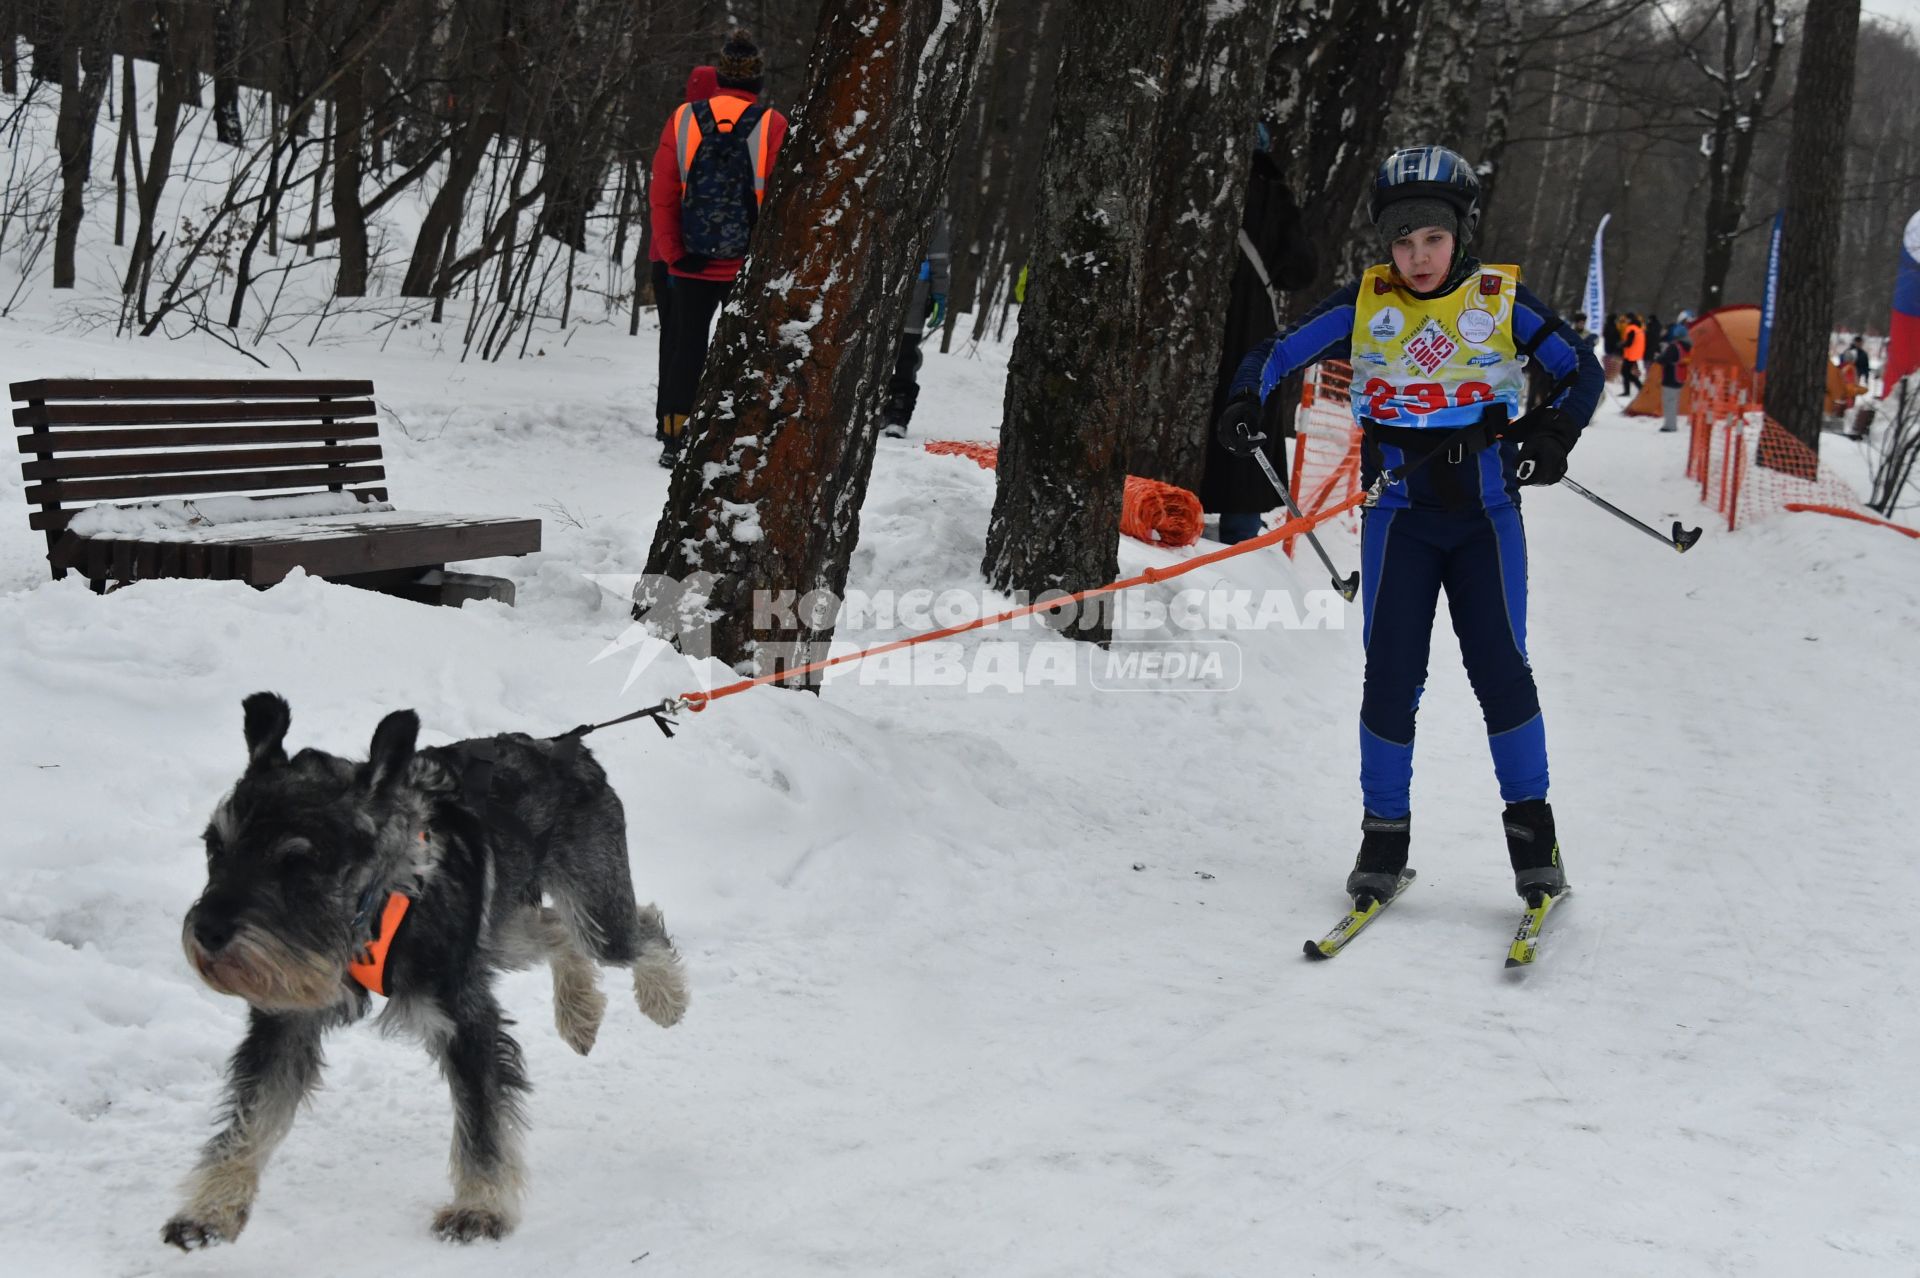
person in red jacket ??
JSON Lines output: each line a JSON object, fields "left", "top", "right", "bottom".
{"left": 650, "top": 65, "right": 718, "bottom": 444}
{"left": 649, "top": 29, "right": 789, "bottom": 467}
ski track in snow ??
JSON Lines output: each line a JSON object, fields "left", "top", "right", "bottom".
{"left": 1, "top": 312, "right": 1918, "bottom": 1277}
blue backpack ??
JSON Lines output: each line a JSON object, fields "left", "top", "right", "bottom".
{"left": 680, "top": 100, "right": 767, "bottom": 259}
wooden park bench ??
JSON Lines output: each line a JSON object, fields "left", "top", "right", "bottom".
{"left": 12, "top": 378, "right": 540, "bottom": 605}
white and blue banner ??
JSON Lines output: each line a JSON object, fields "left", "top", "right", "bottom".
{"left": 1756, "top": 209, "right": 1784, "bottom": 373}
{"left": 1582, "top": 213, "right": 1610, "bottom": 328}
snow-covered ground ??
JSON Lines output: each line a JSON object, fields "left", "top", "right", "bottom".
{"left": 3, "top": 295, "right": 1919, "bottom": 1278}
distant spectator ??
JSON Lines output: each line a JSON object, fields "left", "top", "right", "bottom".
{"left": 650, "top": 65, "right": 719, "bottom": 444}
{"left": 1654, "top": 323, "right": 1691, "bottom": 433}
{"left": 1619, "top": 313, "right": 1646, "bottom": 397}
{"left": 1847, "top": 335, "right": 1872, "bottom": 385}
{"left": 881, "top": 209, "right": 952, "bottom": 439}
{"left": 1601, "top": 311, "right": 1623, "bottom": 383}
{"left": 649, "top": 29, "right": 789, "bottom": 468}
{"left": 1571, "top": 312, "right": 1599, "bottom": 351}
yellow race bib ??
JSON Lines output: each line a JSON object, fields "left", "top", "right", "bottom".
{"left": 1348, "top": 265, "right": 1527, "bottom": 429}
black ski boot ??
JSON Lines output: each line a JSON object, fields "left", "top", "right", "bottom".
{"left": 1503, "top": 798, "right": 1568, "bottom": 901}
{"left": 1345, "top": 813, "right": 1411, "bottom": 906}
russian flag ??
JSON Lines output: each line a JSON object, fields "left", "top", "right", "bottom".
{"left": 1888, "top": 209, "right": 1920, "bottom": 397}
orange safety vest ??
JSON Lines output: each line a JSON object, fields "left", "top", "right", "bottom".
{"left": 672, "top": 95, "right": 774, "bottom": 206}
{"left": 1622, "top": 324, "right": 1646, "bottom": 362}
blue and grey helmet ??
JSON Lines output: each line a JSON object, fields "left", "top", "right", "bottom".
{"left": 1369, "top": 145, "right": 1482, "bottom": 243}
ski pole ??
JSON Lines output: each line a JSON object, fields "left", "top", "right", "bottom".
{"left": 1246, "top": 440, "right": 1360, "bottom": 600}
{"left": 1560, "top": 476, "right": 1704, "bottom": 552}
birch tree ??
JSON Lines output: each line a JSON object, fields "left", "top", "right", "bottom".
{"left": 979, "top": 0, "right": 1183, "bottom": 645}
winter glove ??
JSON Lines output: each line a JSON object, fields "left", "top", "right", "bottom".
{"left": 924, "top": 292, "right": 947, "bottom": 332}
{"left": 673, "top": 254, "right": 713, "bottom": 274}
{"left": 1512, "top": 406, "right": 1579, "bottom": 486}
{"left": 1215, "top": 391, "right": 1265, "bottom": 458}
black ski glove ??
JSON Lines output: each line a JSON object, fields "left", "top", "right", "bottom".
{"left": 1215, "top": 391, "right": 1265, "bottom": 457}
{"left": 1513, "top": 406, "right": 1580, "bottom": 486}
{"left": 674, "top": 254, "right": 713, "bottom": 274}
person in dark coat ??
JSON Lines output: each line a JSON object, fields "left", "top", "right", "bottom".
{"left": 1200, "top": 130, "right": 1317, "bottom": 544}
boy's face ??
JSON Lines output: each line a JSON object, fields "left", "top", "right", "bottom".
{"left": 1391, "top": 227, "right": 1455, "bottom": 293}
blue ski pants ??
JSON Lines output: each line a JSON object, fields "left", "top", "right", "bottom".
{"left": 1357, "top": 504, "right": 1549, "bottom": 818}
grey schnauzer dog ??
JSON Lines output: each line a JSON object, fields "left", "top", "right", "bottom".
{"left": 163, "top": 693, "right": 688, "bottom": 1248}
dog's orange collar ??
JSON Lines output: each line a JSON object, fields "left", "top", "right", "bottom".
{"left": 348, "top": 892, "right": 412, "bottom": 997}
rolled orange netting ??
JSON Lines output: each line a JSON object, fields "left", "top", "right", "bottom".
{"left": 924, "top": 441, "right": 1205, "bottom": 548}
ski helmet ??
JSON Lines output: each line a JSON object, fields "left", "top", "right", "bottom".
{"left": 1369, "top": 145, "right": 1482, "bottom": 243}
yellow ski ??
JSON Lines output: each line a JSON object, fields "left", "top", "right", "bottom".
{"left": 1304, "top": 869, "right": 1416, "bottom": 960}
{"left": 1504, "top": 888, "right": 1569, "bottom": 968}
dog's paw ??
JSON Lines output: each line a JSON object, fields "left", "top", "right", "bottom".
{"left": 162, "top": 1208, "right": 244, "bottom": 1251}
{"left": 632, "top": 947, "right": 689, "bottom": 1028}
{"left": 554, "top": 977, "right": 607, "bottom": 1056}
{"left": 433, "top": 1204, "right": 512, "bottom": 1243}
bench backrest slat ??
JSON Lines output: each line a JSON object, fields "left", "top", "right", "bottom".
{"left": 23, "top": 443, "right": 383, "bottom": 482}
{"left": 10, "top": 379, "right": 374, "bottom": 401}
{"left": 17, "top": 422, "right": 382, "bottom": 453}
{"left": 28, "top": 465, "right": 389, "bottom": 529}
{"left": 13, "top": 398, "right": 378, "bottom": 430}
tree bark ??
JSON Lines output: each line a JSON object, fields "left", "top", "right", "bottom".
{"left": 1130, "top": 0, "right": 1283, "bottom": 492}
{"left": 1387, "top": 0, "right": 1486, "bottom": 151}
{"left": 981, "top": 0, "right": 1183, "bottom": 645}
{"left": 122, "top": 0, "right": 192, "bottom": 301}
{"left": 642, "top": 0, "right": 996, "bottom": 680}
{"left": 331, "top": 48, "right": 369, "bottom": 295}
{"left": 53, "top": 0, "right": 114, "bottom": 289}
{"left": 1768, "top": 0, "right": 1862, "bottom": 460}
{"left": 1268, "top": 0, "right": 1423, "bottom": 299}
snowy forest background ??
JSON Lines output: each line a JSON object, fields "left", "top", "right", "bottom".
{"left": 1, "top": 0, "right": 1915, "bottom": 356}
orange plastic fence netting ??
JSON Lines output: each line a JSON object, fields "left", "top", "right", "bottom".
{"left": 1288, "top": 362, "right": 1365, "bottom": 557}
{"left": 923, "top": 441, "right": 1205, "bottom": 547}
{"left": 1685, "top": 366, "right": 1869, "bottom": 531}
{"left": 672, "top": 486, "right": 1368, "bottom": 713}
{"left": 1781, "top": 504, "right": 1920, "bottom": 539}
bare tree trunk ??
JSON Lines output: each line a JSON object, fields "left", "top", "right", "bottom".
{"left": 1697, "top": 0, "right": 1785, "bottom": 313}
{"left": 982, "top": 0, "right": 1183, "bottom": 645}
{"left": 643, "top": 0, "right": 996, "bottom": 679}
{"left": 123, "top": 1, "right": 192, "bottom": 301}
{"left": 1, "top": 1, "right": 17, "bottom": 96}
{"left": 1270, "top": 0, "right": 1424, "bottom": 298}
{"left": 112, "top": 45, "right": 132, "bottom": 245}
{"left": 1388, "top": 0, "right": 1486, "bottom": 150}
{"left": 1768, "top": 0, "right": 1862, "bottom": 459}
{"left": 211, "top": 0, "right": 242, "bottom": 145}
{"left": 331, "top": 51, "right": 368, "bottom": 295}
{"left": 53, "top": 0, "right": 114, "bottom": 289}
{"left": 1473, "top": 0, "right": 1526, "bottom": 238}
{"left": 403, "top": 95, "right": 502, "bottom": 296}
{"left": 1130, "top": 0, "right": 1282, "bottom": 491}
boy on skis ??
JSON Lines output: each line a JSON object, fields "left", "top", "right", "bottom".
{"left": 1217, "top": 145, "right": 1603, "bottom": 912}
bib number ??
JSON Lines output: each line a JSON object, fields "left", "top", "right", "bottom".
{"left": 1362, "top": 379, "right": 1495, "bottom": 423}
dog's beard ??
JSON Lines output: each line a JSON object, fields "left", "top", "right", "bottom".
{"left": 183, "top": 921, "right": 346, "bottom": 1011}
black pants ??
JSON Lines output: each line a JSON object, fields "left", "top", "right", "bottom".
{"left": 886, "top": 331, "right": 924, "bottom": 420}
{"left": 1620, "top": 359, "right": 1642, "bottom": 396}
{"left": 651, "top": 262, "right": 674, "bottom": 433}
{"left": 659, "top": 275, "right": 733, "bottom": 419}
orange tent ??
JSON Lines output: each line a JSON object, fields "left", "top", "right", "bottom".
{"left": 1626, "top": 304, "right": 1864, "bottom": 417}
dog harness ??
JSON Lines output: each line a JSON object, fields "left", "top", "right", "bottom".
{"left": 348, "top": 891, "right": 412, "bottom": 997}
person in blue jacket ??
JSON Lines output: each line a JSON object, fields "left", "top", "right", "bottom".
{"left": 1217, "top": 144, "right": 1603, "bottom": 909}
